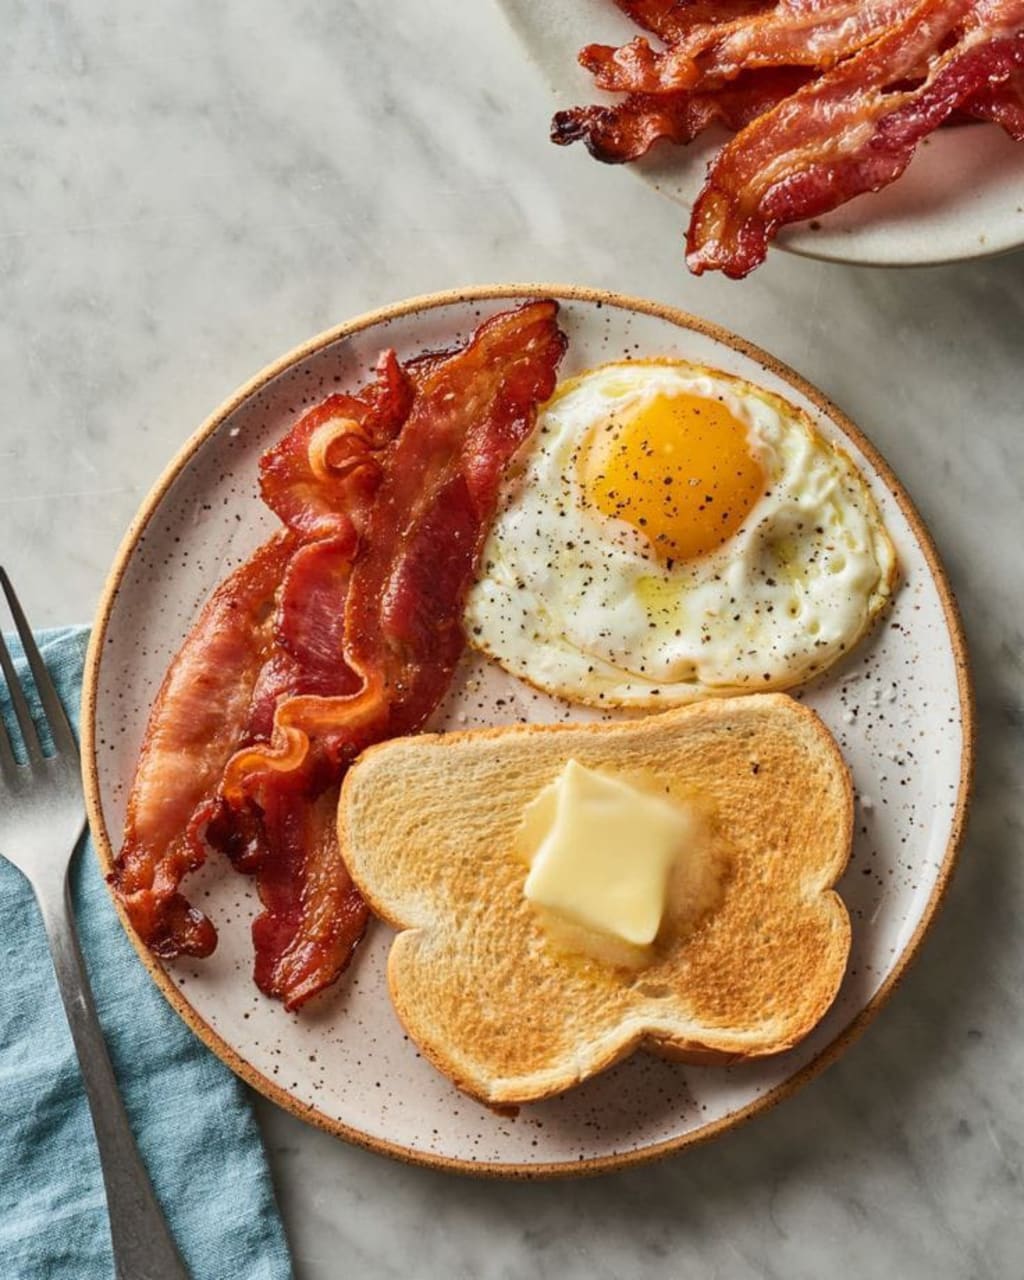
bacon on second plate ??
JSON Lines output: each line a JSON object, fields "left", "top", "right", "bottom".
{"left": 614, "top": 0, "right": 772, "bottom": 43}
{"left": 555, "top": 0, "right": 1024, "bottom": 275}
{"left": 966, "top": 67, "right": 1024, "bottom": 135}
{"left": 111, "top": 301, "right": 567, "bottom": 1010}
{"left": 552, "top": 67, "right": 812, "bottom": 162}
{"left": 583, "top": 0, "right": 925, "bottom": 95}
{"left": 687, "top": 0, "right": 1024, "bottom": 277}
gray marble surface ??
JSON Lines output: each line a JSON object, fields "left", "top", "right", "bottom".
{"left": 2, "top": 2, "right": 1022, "bottom": 1276}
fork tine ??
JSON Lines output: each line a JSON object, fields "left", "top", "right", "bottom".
{"left": 0, "top": 622, "right": 43, "bottom": 763}
{"left": 0, "top": 568, "right": 77, "bottom": 760}
{"left": 0, "top": 691, "right": 16, "bottom": 772}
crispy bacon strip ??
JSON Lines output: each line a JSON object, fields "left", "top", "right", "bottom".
{"left": 111, "top": 533, "right": 296, "bottom": 956}
{"left": 584, "top": 0, "right": 926, "bottom": 95}
{"left": 965, "top": 68, "right": 1024, "bottom": 135}
{"left": 552, "top": 67, "right": 812, "bottom": 162}
{"left": 687, "top": 0, "right": 1024, "bottom": 278}
{"left": 248, "top": 787, "right": 365, "bottom": 1005}
{"left": 113, "top": 359, "right": 418, "bottom": 962}
{"left": 259, "top": 350, "right": 413, "bottom": 542}
{"left": 114, "top": 303, "right": 566, "bottom": 1008}
{"left": 202, "top": 534, "right": 368, "bottom": 1007}
{"left": 243, "top": 536, "right": 365, "bottom": 741}
{"left": 615, "top": 0, "right": 770, "bottom": 42}
{"left": 213, "top": 301, "right": 567, "bottom": 1008}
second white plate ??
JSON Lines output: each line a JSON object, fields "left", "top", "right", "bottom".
{"left": 499, "top": 0, "right": 1024, "bottom": 268}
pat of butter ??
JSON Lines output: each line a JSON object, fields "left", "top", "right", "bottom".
{"left": 520, "top": 760, "right": 692, "bottom": 946}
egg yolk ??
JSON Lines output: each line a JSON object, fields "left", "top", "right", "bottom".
{"left": 582, "top": 391, "right": 765, "bottom": 563}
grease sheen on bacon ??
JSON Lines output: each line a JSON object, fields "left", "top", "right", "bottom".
{"left": 111, "top": 301, "right": 567, "bottom": 1009}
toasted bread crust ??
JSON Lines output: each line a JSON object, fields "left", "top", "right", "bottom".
{"left": 340, "top": 695, "right": 853, "bottom": 1105}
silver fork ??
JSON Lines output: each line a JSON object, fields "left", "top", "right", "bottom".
{"left": 0, "top": 568, "right": 189, "bottom": 1280}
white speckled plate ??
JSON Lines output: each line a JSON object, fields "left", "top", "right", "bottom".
{"left": 498, "top": 0, "right": 1024, "bottom": 268}
{"left": 83, "top": 286, "right": 973, "bottom": 1177}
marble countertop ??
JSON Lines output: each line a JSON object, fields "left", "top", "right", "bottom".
{"left": 3, "top": 2, "right": 1022, "bottom": 1276}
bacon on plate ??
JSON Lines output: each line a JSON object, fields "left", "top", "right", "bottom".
{"left": 111, "top": 533, "right": 296, "bottom": 958}
{"left": 258, "top": 350, "right": 414, "bottom": 544}
{"left": 215, "top": 301, "right": 567, "bottom": 1008}
{"left": 112, "top": 301, "right": 567, "bottom": 1008}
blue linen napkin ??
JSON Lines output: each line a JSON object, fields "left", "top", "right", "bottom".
{"left": 0, "top": 627, "right": 293, "bottom": 1280}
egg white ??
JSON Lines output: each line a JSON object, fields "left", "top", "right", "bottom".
{"left": 464, "top": 360, "right": 897, "bottom": 708}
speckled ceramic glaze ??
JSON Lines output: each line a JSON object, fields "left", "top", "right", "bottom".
{"left": 499, "top": 0, "right": 1024, "bottom": 269}
{"left": 82, "top": 286, "right": 972, "bottom": 1177}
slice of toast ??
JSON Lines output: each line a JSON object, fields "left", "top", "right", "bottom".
{"left": 338, "top": 694, "right": 853, "bottom": 1106}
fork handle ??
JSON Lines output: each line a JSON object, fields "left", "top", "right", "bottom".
{"left": 34, "top": 872, "right": 191, "bottom": 1280}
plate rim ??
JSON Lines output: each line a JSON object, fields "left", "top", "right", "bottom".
{"left": 81, "top": 282, "right": 975, "bottom": 1179}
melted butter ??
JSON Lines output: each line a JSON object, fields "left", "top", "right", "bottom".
{"left": 517, "top": 761, "right": 726, "bottom": 970}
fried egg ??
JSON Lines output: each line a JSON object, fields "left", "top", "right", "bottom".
{"left": 464, "top": 360, "right": 896, "bottom": 707}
